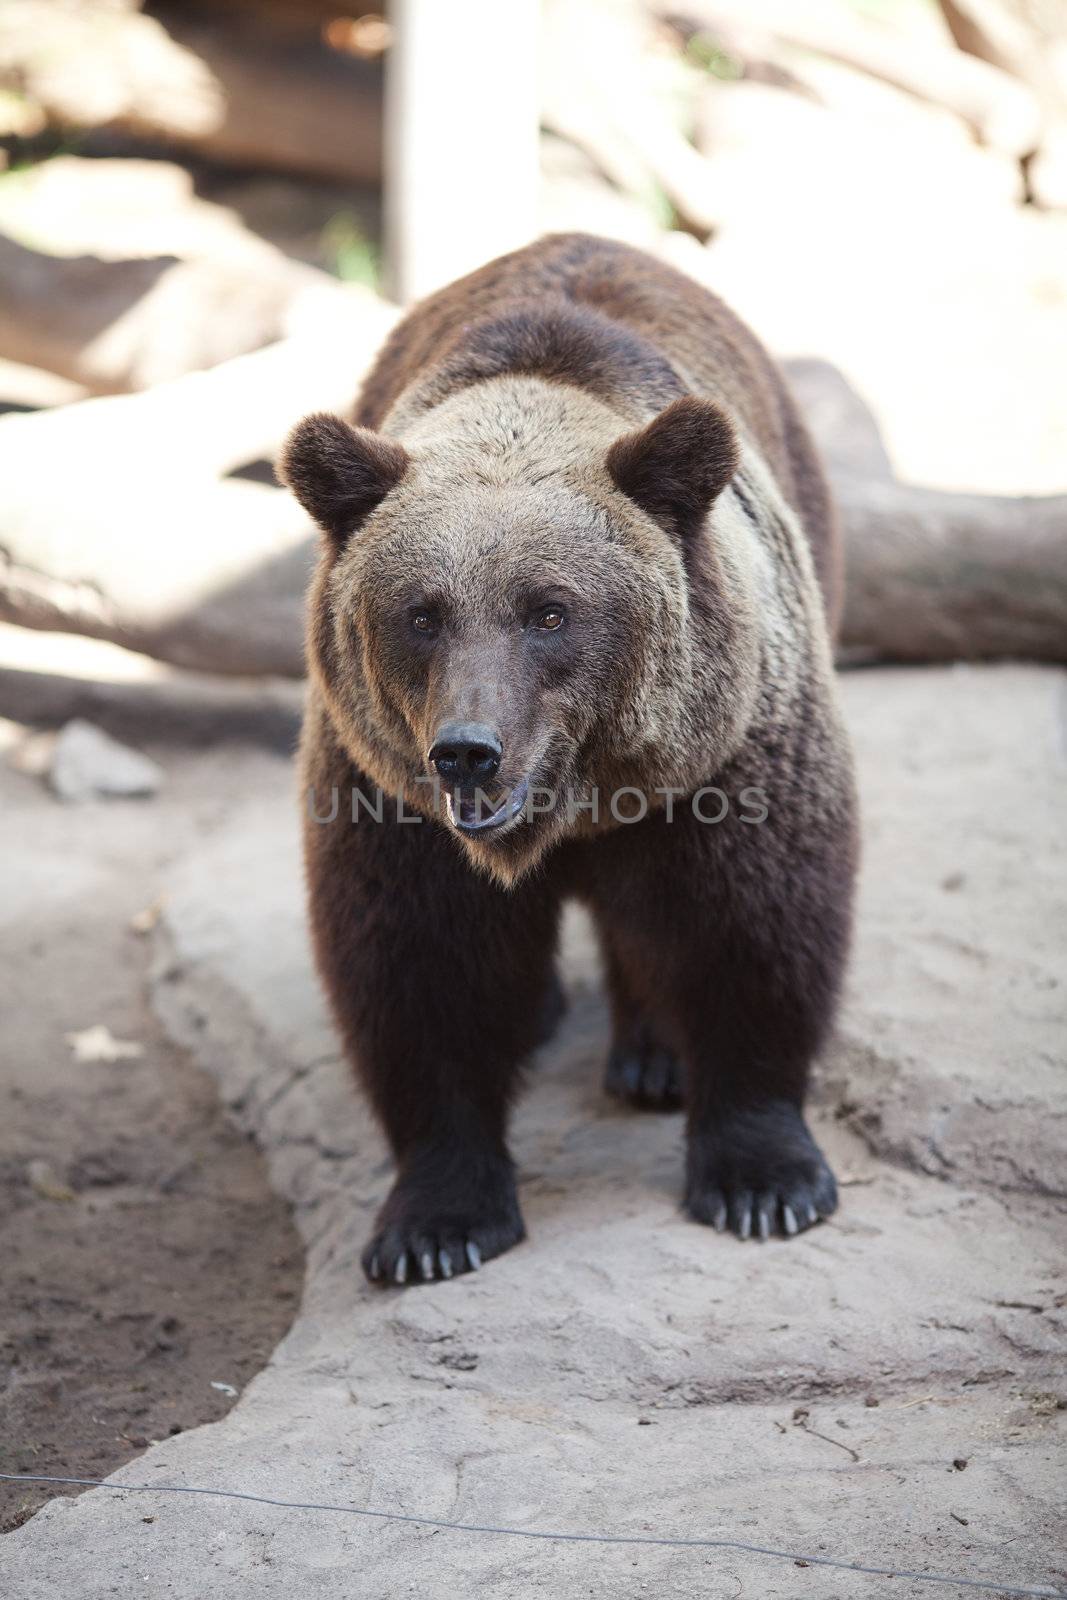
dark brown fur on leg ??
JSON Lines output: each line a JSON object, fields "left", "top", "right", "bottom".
{"left": 572, "top": 747, "right": 855, "bottom": 1241}
{"left": 303, "top": 695, "right": 561, "bottom": 1284}
{"left": 599, "top": 936, "right": 683, "bottom": 1110}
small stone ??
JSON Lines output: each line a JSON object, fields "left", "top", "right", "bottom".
{"left": 49, "top": 719, "right": 163, "bottom": 802}
{"left": 8, "top": 728, "right": 56, "bottom": 778}
{"left": 953, "top": 1457, "right": 968, "bottom": 1470}
{"left": 66, "top": 1024, "right": 144, "bottom": 1064}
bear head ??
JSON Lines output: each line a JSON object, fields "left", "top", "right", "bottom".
{"left": 281, "top": 310, "right": 762, "bottom": 886}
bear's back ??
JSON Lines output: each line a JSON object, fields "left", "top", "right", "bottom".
{"left": 356, "top": 234, "right": 840, "bottom": 631}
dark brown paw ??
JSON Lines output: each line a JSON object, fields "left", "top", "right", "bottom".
{"left": 685, "top": 1102, "right": 837, "bottom": 1240}
{"left": 361, "top": 1155, "right": 525, "bottom": 1286}
{"left": 605, "top": 1035, "right": 683, "bottom": 1110}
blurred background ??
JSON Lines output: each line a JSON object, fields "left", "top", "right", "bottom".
{"left": 1, "top": 0, "right": 1066, "bottom": 476}
{"left": 2, "top": 0, "right": 1065, "bottom": 1547}
{"left": 1, "top": 0, "right": 1065, "bottom": 699}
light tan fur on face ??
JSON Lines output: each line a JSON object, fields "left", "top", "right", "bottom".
{"left": 303, "top": 368, "right": 844, "bottom": 887}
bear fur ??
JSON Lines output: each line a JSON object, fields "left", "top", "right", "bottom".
{"left": 281, "top": 233, "right": 858, "bottom": 1285}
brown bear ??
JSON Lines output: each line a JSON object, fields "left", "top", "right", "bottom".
{"left": 281, "top": 232, "right": 858, "bottom": 1286}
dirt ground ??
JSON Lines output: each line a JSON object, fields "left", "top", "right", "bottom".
{"left": 0, "top": 709, "right": 303, "bottom": 1533}
{"left": 0, "top": 652, "right": 1064, "bottom": 1598}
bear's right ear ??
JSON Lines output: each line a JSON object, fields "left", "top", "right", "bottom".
{"left": 279, "top": 412, "right": 409, "bottom": 548}
{"left": 606, "top": 396, "right": 738, "bottom": 547}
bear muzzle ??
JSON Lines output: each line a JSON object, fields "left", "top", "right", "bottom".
{"left": 428, "top": 720, "right": 530, "bottom": 836}
{"left": 444, "top": 777, "right": 530, "bottom": 835}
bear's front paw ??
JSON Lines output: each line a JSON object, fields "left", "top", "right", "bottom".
{"left": 684, "top": 1102, "right": 837, "bottom": 1241}
{"left": 362, "top": 1157, "right": 525, "bottom": 1287}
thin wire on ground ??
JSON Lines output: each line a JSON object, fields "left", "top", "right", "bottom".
{"left": 2, "top": 1472, "right": 1064, "bottom": 1598}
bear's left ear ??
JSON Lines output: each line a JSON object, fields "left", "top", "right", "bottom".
{"left": 606, "top": 396, "right": 738, "bottom": 545}
{"left": 279, "top": 412, "right": 409, "bottom": 548}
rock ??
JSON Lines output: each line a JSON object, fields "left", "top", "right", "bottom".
{"left": 49, "top": 719, "right": 163, "bottom": 802}
{"left": 64, "top": 1024, "right": 145, "bottom": 1064}
{"left": 2, "top": 722, "right": 56, "bottom": 778}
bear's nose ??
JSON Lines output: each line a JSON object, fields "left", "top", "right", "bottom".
{"left": 429, "top": 721, "right": 502, "bottom": 785}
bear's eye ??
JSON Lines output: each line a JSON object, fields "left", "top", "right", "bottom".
{"left": 410, "top": 610, "right": 437, "bottom": 636}
{"left": 533, "top": 607, "right": 566, "bottom": 632}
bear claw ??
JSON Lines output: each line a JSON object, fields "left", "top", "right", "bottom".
{"left": 362, "top": 1229, "right": 505, "bottom": 1287}
{"left": 692, "top": 1181, "right": 834, "bottom": 1240}
{"left": 361, "top": 1194, "right": 523, "bottom": 1287}
{"left": 685, "top": 1102, "right": 838, "bottom": 1242}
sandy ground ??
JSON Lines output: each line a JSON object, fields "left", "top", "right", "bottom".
{"left": 0, "top": 736, "right": 303, "bottom": 1533}
{"left": 0, "top": 659, "right": 1064, "bottom": 1597}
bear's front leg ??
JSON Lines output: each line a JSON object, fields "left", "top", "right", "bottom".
{"left": 584, "top": 758, "right": 856, "bottom": 1241}
{"left": 304, "top": 717, "right": 560, "bottom": 1285}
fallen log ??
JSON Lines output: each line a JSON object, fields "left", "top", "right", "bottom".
{"left": 0, "top": 646, "right": 304, "bottom": 753}
{"left": 653, "top": 0, "right": 1043, "bottom": 156}
{"left": 544, "top": 0, "right": 721, "bottom": 239}
{"left": 544, "top": 88, "right": 721, "bottom": 241}
{"left": 0, "top": 0, "right": 382, "bottom": 186}
{"left": 0, "top": 308, "right": 397, "bottom": 678}
{"left": 936, "top": 0, "right": 1067, "bottom": 107}
{"left": 836, "top": 474, "right": 1067, "bottom": 664}
{"left": 935, "top": 0, "right": 1067, "bottom": 205}
{"left": 782, "top": 358, "right": 895, "bottom": 482}
{"left": 0, "top": 476, "right": 311, "bottom": 678}
{"left": 0, "top": 232, "right": 340, "bottom": 393}
{"left": 143, "top": 2, "right": 383, "bottom": 185}
{"left": 937, "top": 0, "right": 1047, "bottom": 82}
{"left": 0, "top": 342, "right": 1063, "bottom": 675}
{"left": 0, "top": 0, "right": 221, "bottom": 139}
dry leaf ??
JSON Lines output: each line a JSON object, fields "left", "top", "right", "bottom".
{"left": 28, "top": 1158, "right": 75, "bottom": 1202}
{"left": 130, "top": 900, "right": 163, "bottom": 935}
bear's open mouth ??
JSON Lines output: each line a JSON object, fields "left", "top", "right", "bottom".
{"left": 445, "top": 777, "right": 530, "bottom": 836}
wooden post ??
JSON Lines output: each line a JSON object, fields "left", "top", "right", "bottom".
{"left": 384, "top": 0, "right": 542, "bottom": 305}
